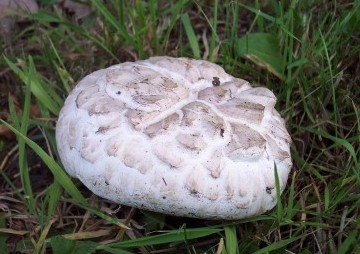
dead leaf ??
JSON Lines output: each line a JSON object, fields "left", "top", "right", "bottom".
{"left": 0, "top": 0, "right": 39, "bottom": 18}
{"left": 62, "top": 229, "right": 112, "bottom": 240}
{"left": 0, "top": 0, "right": 39, "bottom": 44}
{"left": 0, "top": 228, "right": 29, "bottom": 235}
{"left": 59, "top": 0, "right": 91, "bottom": 20}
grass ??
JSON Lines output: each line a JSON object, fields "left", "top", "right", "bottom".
{"left": 0, "top": 0, "right": 359, "bottom": 253}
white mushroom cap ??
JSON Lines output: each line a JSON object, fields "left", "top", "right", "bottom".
{"left": 56, "top": 57, "right": 292, "bottom": 220}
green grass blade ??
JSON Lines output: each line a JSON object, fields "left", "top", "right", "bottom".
{"left": 238, "top": 3, "right": 276, "bottom": 22}
{"left": 64, "top": 21, "right": 119, "bottom": 61}
{"left": 252, "top": 235, "right": 302, "bottom": 254}
{"left": 76, "top": 202, "right": 127, "bottom": 228}
{"left": 0, "top": 171, "right": 24, "bottom": 202}
{"left": 224, "top": 225, "right": 239, "bottom": 254}
{"left": 0, "top": 120, "right": 86, "bottom": 204}
{"left": 254, "top": 0, "right": 264, "bottom": 32}
{"left": 0, "top": 217, "right": 9, "bottom": 254}
{"left": 1, "top": 124, "right": 128, "bottom": 229}
{"left": 284, "top": 0, "right": 295, "bottom": 109}
{"left": 4, "top": 56, "right": 62, "bottom": 115}
{"left": 337, "top": 231, "right": 357, "bottom": 254}
{"left": 27, "top": 56, "right": 64, "bottom": 111}
{"left": 181, "top": 13, "right": 200, "bottom": 58}
{"left": 229, "top": 0, "right": 239, "bottom": 49}
{"left": 31, "top": 10, "right": 119, "bottom": 61}
{"left": 209, "top": 0, "right": 218, "bottom": 61}
{"left": 18, "top": 66, "right": 36, "bottom": 214}
{"left": 274, "top": 163, "right": 283, "bottom": 224}
{"left": 304, "top": 127, "right": 359, "bottom": 173}
{"left": 27, "top": 10, "right": 63, "bottom": 23}
{"left": 99, "top": 228, "right": 221, "bottom": 249}
{"left": 285, "top": 172, "right": 296, "bottom": 220}
{"left": 162, "top": 0, "right": 188, "bottom": 50}
{"left": 98, "top": 246, "right": 133, "bottom": 254}
{"left": 50, "top": 236, "right": 98, "bottom": 254}
{"left": 47, "top": 36, "right": 72, "bottom": 94}
{"left": 8, "top": 96, "right": 20, "bottom": 129}
{"left": 148, "top": 0, "right": 159, "bottom": 52}
{"left": 235, "top": 33, "right": 285, "bottom": 79}
{"left": 193, "top": 2, "right": 219, "bottom": 60}
{"left": 90, "top": 0, "right": 136, "bottom": 47}
{"left": 324, "top": 185, "right": 330, "bottom": 210}
{"left": 319, "top": 29, "right": 338, "bottom": 131}
{"left": 45, "top": 182, "right": 62, "bottom": 218}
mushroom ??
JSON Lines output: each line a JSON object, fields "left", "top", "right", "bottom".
{"left": 56, "top": 57, "right": 292, "bottom": 220}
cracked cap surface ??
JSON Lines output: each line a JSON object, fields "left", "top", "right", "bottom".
{"left": 56, "top": 56, "right": 292, "bottom": 219}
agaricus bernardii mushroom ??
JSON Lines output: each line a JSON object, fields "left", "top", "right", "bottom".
{"left": 56, "top": 56, "right": 292, "bottom": 220}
